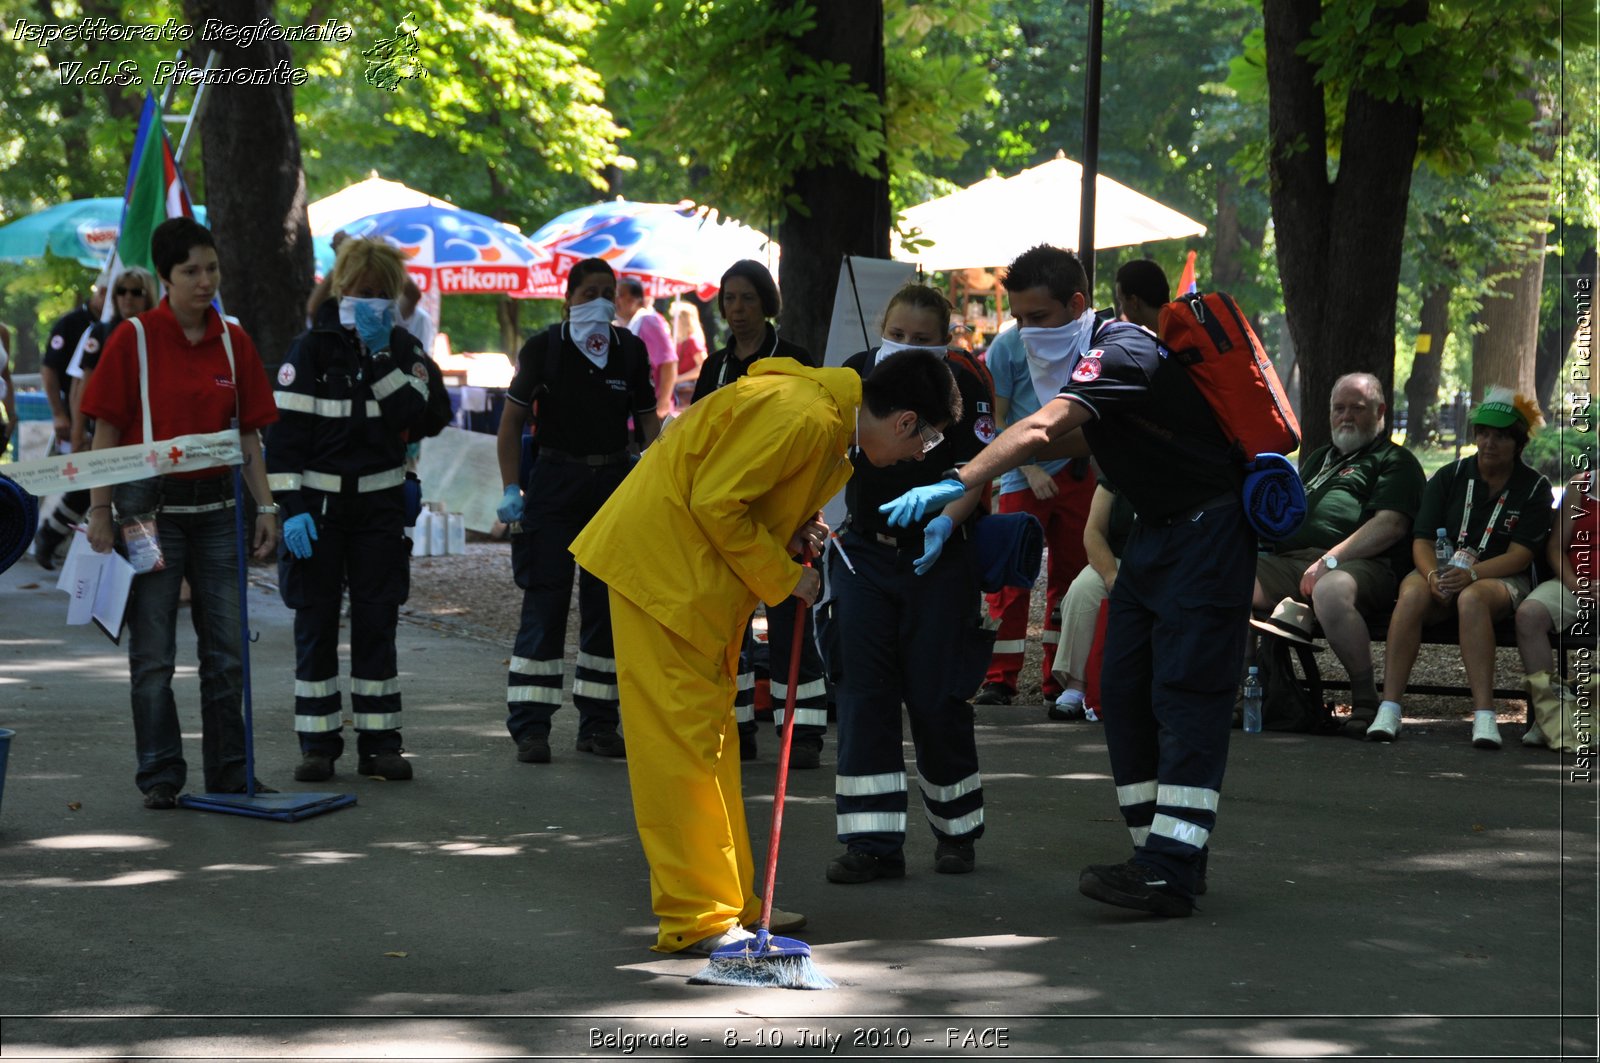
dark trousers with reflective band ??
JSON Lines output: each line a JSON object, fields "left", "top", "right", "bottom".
{"left": 833, "top": 531, "right": 984, "bottom": 857}
{"left": 506, "top": 456, "right": 626, "bottom": 743}
{"left": 279, "top": 488, "right": 409, "bottom": 758}
{"left": 1100, "top": 500, "right": 1254, "bottom": 896}
{"left": 734, "top": 594, "right": 827, "bottom": 740}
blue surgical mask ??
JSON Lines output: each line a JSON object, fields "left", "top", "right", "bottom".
{"left": 338, "top": 296, "right": 396, "bottom": 329}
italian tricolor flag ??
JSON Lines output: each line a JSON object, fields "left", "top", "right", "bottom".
{"left": 117, "top": 93, "right": 195, "bottom": 274}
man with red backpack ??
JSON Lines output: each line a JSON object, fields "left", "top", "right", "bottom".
{"left": 880, "top": 244, "right": 1254, "bottom": 918}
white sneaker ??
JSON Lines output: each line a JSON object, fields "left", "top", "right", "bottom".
{"left": 684, "top": 925, "right": 756, "bottom": 956}
{"left": 746, "top": 907, "right": 807, "bottom": 934}
{"left": 1472, "top": 711, "right": 1502, "bottom": 750}
{"left": 1521, "top": 724, "right": 1548, "bottom": 748}
{"left": 1367, "top": 704, "right": 1403, "bottom": 742}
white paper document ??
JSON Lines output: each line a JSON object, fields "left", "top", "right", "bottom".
{"left": 58, "top": 529, "right": 136, "bottom": 643}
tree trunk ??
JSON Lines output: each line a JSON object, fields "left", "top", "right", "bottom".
{"left": 777, "top": 0, "right": 890, "bottom": 360}
{"left": 497, "top": 298, "right": 521, "bottom": 357}
{"left": 180, "top": 0, "right": 314, "bottom": 372}
{"left": 1404, "top": 283, "right": 1450, "bottom": 445}
{"left": 1263, "top": 0, "right": 1426, "bottom": 453}
{"left": 1471, "top": 229, "right": 1547, "bottom": 404}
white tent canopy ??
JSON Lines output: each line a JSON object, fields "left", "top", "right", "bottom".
{"left": 895, "top": 152, "right": 1207, "bottom": 271}
{"left": 307, "top": 173, "right": 457, "bottom": 236}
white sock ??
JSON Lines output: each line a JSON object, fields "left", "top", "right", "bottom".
{"left": 1379, "top": 700, "right": 1402, "bottom": 714}
{"left": 1474, "top": 709, "right": 1498, "bottom": 723}
{"left": 1056, "top": 689, "right": 1085, "bottom": 708}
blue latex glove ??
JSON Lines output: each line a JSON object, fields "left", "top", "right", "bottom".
{"left": 354, "top": 300, "right": 396, "bottom": 353}
{"left": 914, "top": 515, "right": 953, "bottom": 576}
{"left": 878, "top": 478, "right": 966, "bottom": 528}
{"left": 497, "top": 484, "right": 524, "bottom": 524}
{"left": 282, "top": 513, "right": 317, "bottom": 560}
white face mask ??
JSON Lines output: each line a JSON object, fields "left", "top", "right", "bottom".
{"left": 1021, "top": 306, "right": 1098, "bottom": 408}
{"left": 873, "top": 337, "right": 939, "bottom": 365}
{"left": 568, "top": 298, "right": 615, "bottom": 366}
{"left": 338, "top": 296, "right": 396, "bottom": 330}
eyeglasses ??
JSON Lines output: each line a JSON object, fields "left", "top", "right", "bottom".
{"left": 114, "top": 287, "right": 146, "bottom": 297}
{"left": 915, "top": 418, "right": 944, "bottom": 454}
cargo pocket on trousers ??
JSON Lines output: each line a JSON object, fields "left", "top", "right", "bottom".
{"left": 953, "top": 607, "right": 1000, "bottom": 701}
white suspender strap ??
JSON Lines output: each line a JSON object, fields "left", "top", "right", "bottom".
{"left": 131, "top": 317, "right": 154, "bottom": 446}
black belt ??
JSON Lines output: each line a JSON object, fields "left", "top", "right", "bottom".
{"left": 540, "top": 446, "right": 632, "bottom": 467}
{"left": 856, "top": 524, "right": 967, "bottom": 552}
{"left": 1143, "top": 490, "right": 1239, "bottom": 527}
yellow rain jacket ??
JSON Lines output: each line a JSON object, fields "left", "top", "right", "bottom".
{"left": 570, "top": 358, "right": 859, "bottom": 658}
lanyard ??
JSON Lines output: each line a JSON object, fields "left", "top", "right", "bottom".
{"left": 1304, "top": 447, "right": 1355, "bottom": 493}
{"left": 717, "top": 328, "right": 778, "bottom": 389}
{"left": 1458, "top": 475, "right": 1509, "bottom": 557}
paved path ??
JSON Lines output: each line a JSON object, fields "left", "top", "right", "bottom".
{"left": 0, "top": 558, "right": 1594, "bottom": 1060}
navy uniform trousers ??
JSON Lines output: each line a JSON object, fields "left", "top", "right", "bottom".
{"left": 281, "top": 487, "right": 409, "bottom": 758}
{"left": 1101, "top": 499, "right": 1254, "bottom": 897}
{"left": 734, "top": 593, "right": 828, "bottom": 741}
{"left": 505, "top": 454, "right": 627, "bottom": 744}
{"left": 832, "top": 530, "right": 984, "bottom": 856}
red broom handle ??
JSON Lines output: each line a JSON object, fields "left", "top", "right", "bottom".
{"left": 758, "top": 552, "right": 810, "bottom": 932}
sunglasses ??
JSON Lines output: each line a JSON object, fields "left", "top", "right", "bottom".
{"left": 114, "top": 287, "right": 147, "bottom": 297}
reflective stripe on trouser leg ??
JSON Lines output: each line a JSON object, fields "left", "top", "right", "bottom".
{"left": 609, "top": 588, "right": 758, "bottom": 953}
{"left": 505, "top": 464, "right": 584, "bottom": 742}
{"left": 572, "top": 564, "right": 620, "bottom": 738}
{"left": 290, "top": 579, "right": 344, "bottom": 750}
{"left": 831, "top": 541, "right": 910, "bottom": 853}
{"left": 1116, "top": 779, "right": 1158, "bottom": 848}
{"left": 764, "top": 595, "right": 829, "bottom": 737}
{"left": 1100, "top": 502, "right": 1252, "bottom": 895}
{"left": 348, "top": 565, "right": 403, "bottom": 754}
{"left": 733, "top": 669, "right": 755, "bottom": 725}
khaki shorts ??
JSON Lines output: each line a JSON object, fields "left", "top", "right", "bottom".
{"left": 1523, "top": 578, "right": 1593, "bottom": 630}
{"left": 1256, "top": 547, "right": 1398, "bottom": 619}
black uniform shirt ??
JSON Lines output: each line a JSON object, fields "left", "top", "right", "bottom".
{"left": 43, "top": 305, "right": 95, "bottom": 405}
{"left": 690, "top": 323, "right": 815, "bottom": 404}
{"left": 843, "top": 347, "right": 996, "bottom": 542}
{"left": 1057, "top": 320, "right": 1241, "bottom": 523}
{"left": 506, "top": 323, "right": 655, "bottom": 455}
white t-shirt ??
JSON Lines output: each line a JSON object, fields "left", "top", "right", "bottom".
{"left": 398, "top": 306, "right": 437, "bottom": 356}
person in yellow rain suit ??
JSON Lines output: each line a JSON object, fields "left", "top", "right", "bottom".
{"left": 570, "top": 351, "right": 963, "bottom": 954}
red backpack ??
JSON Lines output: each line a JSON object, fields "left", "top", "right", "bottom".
{"left": 1158, "top": 292, "right": 1300, "bottom": 461}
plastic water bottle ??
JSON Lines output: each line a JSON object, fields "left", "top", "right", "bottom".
{"left": 1434, "top": 527, "right": 1451, "bottom": 568}
{"left": 1241, "top": 666, "right": 1263, "bottom": 734}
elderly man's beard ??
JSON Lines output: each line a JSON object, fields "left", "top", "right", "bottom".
{"left": 1331, "top": 422, "right": 1380, "bottom": 455}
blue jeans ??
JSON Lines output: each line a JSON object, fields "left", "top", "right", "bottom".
{"left": 122, "top": 477, "right": 248, "bottom": 794}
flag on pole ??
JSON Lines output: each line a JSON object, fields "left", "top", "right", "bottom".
{"left": 117, "top": 92, "right": 195, "bottom": 274}
{"left": 1176, "top": 250, "right": 1198, "bottom": 296}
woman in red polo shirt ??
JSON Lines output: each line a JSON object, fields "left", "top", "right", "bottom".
{"left": 81, "top": 218, "right": 281, "bottom": 810}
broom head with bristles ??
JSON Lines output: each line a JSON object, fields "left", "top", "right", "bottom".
{"left": 688, "top": 929, "right": 835, "bottom": 990}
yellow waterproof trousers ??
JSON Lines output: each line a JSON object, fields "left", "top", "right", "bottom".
{"left": 609, "top": 589, "right": 761, "bottom": 952}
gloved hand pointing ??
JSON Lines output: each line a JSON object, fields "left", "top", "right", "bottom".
{"left": 879, "top": 478, "right": 966, "bottom": 528}
{"left": 914, "top": 515, "right": 953, "bottom": 576}
{"left": 354, "top": 300, "right": 396, "bottom": 354}
{"left": 282, "top": 513, "right": 318, "bottom": 560}
{"left": 497, "top": 484, "right": 524, "bottom": 524}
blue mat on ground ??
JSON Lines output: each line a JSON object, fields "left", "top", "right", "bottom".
{"left": 177, "top": 791, "right": 357, "bottom": 822}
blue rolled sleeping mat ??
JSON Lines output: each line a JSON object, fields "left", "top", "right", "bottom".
{"left": 0, "top": 474, "right": 39, "bottom": 575}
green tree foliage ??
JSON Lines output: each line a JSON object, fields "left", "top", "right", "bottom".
{"left": 592, "top": 0, "right": 991, "bottom": 223}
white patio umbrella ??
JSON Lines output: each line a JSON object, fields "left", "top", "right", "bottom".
{"left": 895, "top": 151, "right": 1207, "bottom": 271}
{"left": 307, "top": 173, "right": 457, "bottom": 236}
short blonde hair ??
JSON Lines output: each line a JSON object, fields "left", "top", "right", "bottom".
{"left": 329, "top": 238, "right": 409, "bottom": 299}
{"left": 113, "top": 266, "right": 158, "bottom": 309}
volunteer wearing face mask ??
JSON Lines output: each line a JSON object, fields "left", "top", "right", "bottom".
{"left": 968, "top": 276, "right": 1102, "bottom": 712}
{"left": 824, "top": 284, "right": 998, "bottom": 884}
{"left": 880, "top": 245, "right": 1250, "bottom": 919}
{"left": 268, "top": 237, "right": 441, "bottom": 783}
{"left": 689, "top": 259, "right": 830, "bottom": 766}
{"left": 495, "top": 258, "right": 660, "bottom": 765}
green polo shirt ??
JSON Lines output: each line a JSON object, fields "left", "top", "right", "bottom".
{"left": 1275, "top": 436, "right": 1426, "bottom": 579}
{"left": 1414, "top": 456, "right": 1553, "bottom": 563}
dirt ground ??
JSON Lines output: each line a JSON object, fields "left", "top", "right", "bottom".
{"left": 384, "top": 539, "right": 1534, "bottom": 727}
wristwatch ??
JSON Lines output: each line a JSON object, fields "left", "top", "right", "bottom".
{"left": 257, "top": 502, "right": 280, "bottom": 515}
{"left": 1321, "top": 554, "right": 1339, "bottom": 570}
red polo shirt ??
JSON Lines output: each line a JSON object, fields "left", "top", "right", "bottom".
{"left": 82, "top": 299, "right": 278, "bottom": 480}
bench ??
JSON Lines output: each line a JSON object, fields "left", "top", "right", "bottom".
{"left": 1281, "top": 619, "right": 1595, "bottom": 715}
